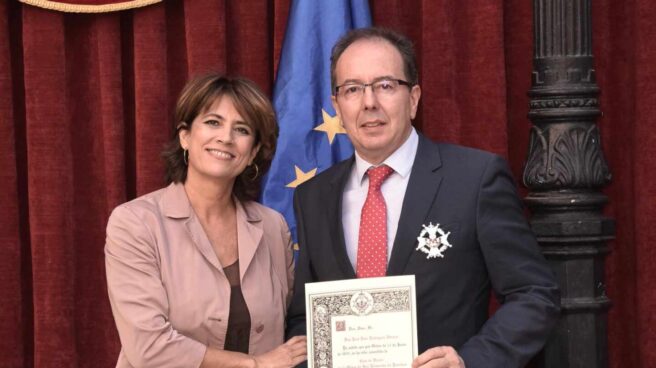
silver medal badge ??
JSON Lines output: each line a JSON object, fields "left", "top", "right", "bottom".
{"left": 416, "top": 222, "right": 452, "bottom": 259}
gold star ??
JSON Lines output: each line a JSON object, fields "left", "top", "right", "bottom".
{"left": 286, "top": 165, "right": 318, "bottom": 188}
{"left": 293, "top": 243, "right": 300, "bottom": 251}
{"left": 314, "top": 109, "right": 346, "bottom": 144}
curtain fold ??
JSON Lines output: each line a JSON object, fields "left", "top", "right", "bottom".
{"left": 66, "top": 13, "right": 125, "bottom": 366}
{"left": 503, "top": 0, "right": 534, "bottom": 180}
{"left": 0, "top": 1, "right": 24, "bottom": 367}
{"left": 22, "top": 7, "right": 78, "bottom": 367}
{"left": 1, "top": 0, "right": 651, "bottom": 367}
{"left": 132, "top": 4, "right": 170, "bottom": 194}
{"left": 632, "top": 1, "right": 656, "bottom": 365}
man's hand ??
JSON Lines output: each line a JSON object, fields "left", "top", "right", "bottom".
{"left": 412, "top": 346, "right": 465, "bottom": 368}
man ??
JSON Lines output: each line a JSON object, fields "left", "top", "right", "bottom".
{"left": 286, "top": 27, "right": 560, "bottom": 368}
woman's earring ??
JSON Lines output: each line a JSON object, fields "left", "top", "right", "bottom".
{"left": 183, "top": 149, "right": 189, "bottom": 166}
{"left": 248, "top": 163, "right": 259, "bottom": 181}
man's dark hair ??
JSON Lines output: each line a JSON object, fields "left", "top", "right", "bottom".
{"left": 330, "top": 27, "right": 419, "bottom": 93}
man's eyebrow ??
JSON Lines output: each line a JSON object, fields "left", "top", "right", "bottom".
{"left": 339, "top": 75, "right": 398, "bottom": 84}
{"left": 371, "top": 75, "right": 397, "bottom": 82}
{"left": 339, "top": 78, "right": 364, "bottom": 85}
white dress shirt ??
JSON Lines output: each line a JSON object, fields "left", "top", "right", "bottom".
{"left": 341, "top": 128, "right": 419, "bottom": 271}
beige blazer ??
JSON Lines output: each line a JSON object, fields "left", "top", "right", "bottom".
{"left": 105, "top": 183, "right": 294, "bottom": 368}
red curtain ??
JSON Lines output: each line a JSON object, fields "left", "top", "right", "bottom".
{"left": 0, "top": 0, "right": 651, "bottom": 367}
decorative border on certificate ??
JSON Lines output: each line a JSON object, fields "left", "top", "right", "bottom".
{"left": 305, "top": 275, "right": 418, "bottom": 368}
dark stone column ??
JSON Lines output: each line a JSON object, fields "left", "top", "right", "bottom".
{"left": 525, "top": 1, "right": 614, "bottom": 367}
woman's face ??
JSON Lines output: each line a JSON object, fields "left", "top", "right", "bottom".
{"left": 179, "top": 95, "right": 259, "bottom": 185}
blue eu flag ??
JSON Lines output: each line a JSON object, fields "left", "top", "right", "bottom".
{"left": 260, "top": 0, "right": 372, "bottom": 251}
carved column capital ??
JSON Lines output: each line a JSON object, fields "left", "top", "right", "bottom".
{"left": 525, "top": 1, "right": 614, "bottom": 367}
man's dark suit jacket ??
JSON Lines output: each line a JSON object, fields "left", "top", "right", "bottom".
{"left": 286, "top": 133, "right": 560, "bottom": 368}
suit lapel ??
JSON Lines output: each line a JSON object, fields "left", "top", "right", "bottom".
{"left": 387, "top": 135, "right": 443, "bottom": 276}
{"left": 327, "top": 157, "right": 357, "bottom": 279}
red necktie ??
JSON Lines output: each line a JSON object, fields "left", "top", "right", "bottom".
{"left": 356, "top": 165, "right": 394, "bottom": 278}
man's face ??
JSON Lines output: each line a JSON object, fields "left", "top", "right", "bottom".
{"left": 332, "top": 38, "right": 421, "bottom": 164}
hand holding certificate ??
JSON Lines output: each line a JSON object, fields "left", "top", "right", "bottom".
{"left": 305, "top": 275, "right": 418, "bottom": 368}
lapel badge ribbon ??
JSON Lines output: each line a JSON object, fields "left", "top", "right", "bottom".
{"left": 416, "top": 222, "right": 452, "bottom": 259}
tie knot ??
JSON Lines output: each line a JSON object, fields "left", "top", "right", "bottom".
{"left": 367, "top": 165, "right": 394, "bottom": 189}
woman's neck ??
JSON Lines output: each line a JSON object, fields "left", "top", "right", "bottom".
{"left": 183, "top": 171, "right": 236, "bottom": 221}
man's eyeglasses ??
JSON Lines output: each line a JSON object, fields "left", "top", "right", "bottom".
{"left": 334, "top": 79, "right": 413, "bottom": 101}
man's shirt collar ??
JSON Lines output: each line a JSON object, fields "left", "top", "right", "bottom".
{"left": 354, "top": 127, "right": 418, "bottom": 186}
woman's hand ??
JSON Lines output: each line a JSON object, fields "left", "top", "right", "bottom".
{"left": 253, "top": 335, "right": 307, "bottom": 368}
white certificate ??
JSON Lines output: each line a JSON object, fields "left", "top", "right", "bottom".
{"left": 305, "top": 275, "right": 418, "bottom": 368}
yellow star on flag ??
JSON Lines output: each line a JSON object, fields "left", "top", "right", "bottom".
{"left": 286, "top": 165, "right": 318, "bottom": 188}
{"left": 314, "top": 109, "right": 346, "bottom": 144}
{"left": 293, "top": 243, "right": 300, "bottom": 251}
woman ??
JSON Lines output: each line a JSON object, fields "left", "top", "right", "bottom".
{"left": 105, "top": 74, "right": 306, "bottom": 368}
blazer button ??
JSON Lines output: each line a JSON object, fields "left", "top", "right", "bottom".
{"left": 255, "top": 324, "right": 264, "bottom": 333}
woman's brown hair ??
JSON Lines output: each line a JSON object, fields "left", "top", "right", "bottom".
{"left": 162, "top": 74, "right": 278, "bottom": 202}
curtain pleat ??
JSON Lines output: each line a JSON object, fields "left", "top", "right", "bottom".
{"left": 96, "top": 15, "right": 128, "bottom": 212}
{"left": 183, "top": 0, "right": 226, "bottom": 77}
{"left": 22, "top": 6, "right": 77, "bottom": 368}
{"left": 633, "top": 0, "right": 656, "bottom": 364}
{"left": 225, "top": 0, "right": 273, "bottom": 93}
{"left": 66, "top": 13, "right": 124, "bottom": 366}
{"left": 132, "top": 5, "right": 169, "bottom": 195}
{"left": 503, "top": 0, "right": 534, "bottom": 180}
{"left": 593, "top": 0, "right": 639, "bottom": 366}
{"left": 0, "top": 1, "right": 24, "bottom": 367}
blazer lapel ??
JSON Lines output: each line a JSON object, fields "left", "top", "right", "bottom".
{"left": 236, "top": 200, "right": 263, "bottom": 281}
{"left": 387, "top": 134, "right": 443, "bottom": 276}
{"left": 184, "top": 216, "right": 224, "bottom": 272}
{"left": 161, "top": 183, "right": 224, "bottom": 273}
{"left": 327, "top": 157, "right": 357, "bottom": 279}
